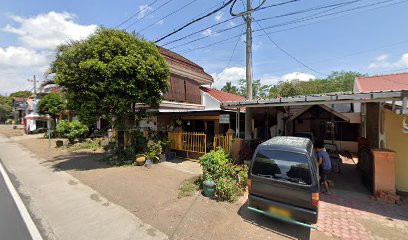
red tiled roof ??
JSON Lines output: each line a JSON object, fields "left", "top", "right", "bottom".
{"left": 355, "top": 72, "right": 408, "bottom": 92}
{"left": 13, "top": 97, "right": 28, "bottom": 102}
{"left": 200, "top": 87, "right": 246, "bottom": 102}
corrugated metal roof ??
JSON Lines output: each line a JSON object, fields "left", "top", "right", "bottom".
{"left": 222, "top": 90, "right": 408, "bottom": 113}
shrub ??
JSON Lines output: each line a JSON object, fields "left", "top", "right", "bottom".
{"left": 55, "top": 120, "right": 89, "bottom": 143}
{"left": 199, "top": 148, "right": 248, "bottom": 202}
{"left": 66, "top": 120, "right": 88, "bottom": 143}
{"left": 146, "top": 140, "right": 162, "bottom": 163}
{"left": 216, "top": 177, "right": 242, "bottom": 202}
{"left": 55, "top": 120, "right": 70, "bottom": 137}
{"left": 130, "top": 131, "right": 147, "bottom": 153}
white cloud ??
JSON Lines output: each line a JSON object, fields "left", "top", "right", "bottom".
{"left": 211, "top": 67, "right": 316, "bottom": 89}
{"left": 215, "top": 11, "right": 224, "bottom": 22}
{"left": 0, "top": 46, "right": 52, "bottom": 67}
{"left": 0, "top": 11, "right": 96, "bottom": 94}
{"left": 368, "top": 53, "right": 408, "bottom": 69}
{"left": 253, "top": 41, "right": 263, "bottom": 51}
{"left": 229, "top": 21, "right": 236, "bottom": 27}
{"left": 138, "top": 4, "right": 153, "bottom": 19}
{"left": 3, "top": 11, "right": 97, "bottom": 50}
{"left": 157, "top": 20, "right": 164, "bottom": 25}
{"left": 376, "top": 54, "right": 388, "bottom": 61}
{"left": 259, "top": 74, "right": 281, "bottom": 85}
{"left": 202, "top": 28, "right": 218, "bottom": 37}
{"left": 211, "top": 66, "right": 246, "bottom": 88}
{"left": 282, "top": 72, "right": 316, "bottom": 82}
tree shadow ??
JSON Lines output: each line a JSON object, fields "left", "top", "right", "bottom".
{"left": 238, "top": 201, "right": 311, "bottom": 240}
{"left": 41, "top": 151, "right": 112, "bottom": 172}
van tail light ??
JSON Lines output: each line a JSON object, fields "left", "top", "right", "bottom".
{"left": 247, "top": 179, "right": 252, "bottom": 190}
{"left": 312, "top": 193, "right": 319, "bottom": 207}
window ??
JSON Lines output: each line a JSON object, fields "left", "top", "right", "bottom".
{"left": 252, "top": 150, "right": 312, "bottom": 185}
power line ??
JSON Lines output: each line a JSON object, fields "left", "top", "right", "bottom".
{"left": 175, "top": 0, "right": 406, "bottom": 54}
{"left": 125, "top": 0, "right": 176, "bottom": 30}
{"left": 154, "top": 0, "right": 235, "bottom": 43}
{"left": 215, "top": 27, "right": 245, "bottom": 82}
{"left": 137, "top": 0, "right": 200, "bottom": 33}
{"left": 161, "top": 0, "right": 305, "bottom": 47}
{"left": 255, "top": 0, "right": 364, "bottom": 22}
{"left": 161, "top": 16, "right": 239, "bottom": 46}
{"left": 115, "top": 0, "right": 161, "bottom": 29}
{"left": 255, "top": 21, "right": 328, "bottom": 76}
{"left": 253, "top": 0, "right": 404, "bottom": 33}
{"left": 169, "top": 23, "right": 244, "bottom": 50}
{"left": 160, "top": 1, "right": 224, "bottom": 36}
{"left": 164, "top": 0, "right": 361, "bottom": 49}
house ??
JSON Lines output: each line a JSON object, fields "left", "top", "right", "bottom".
{"left": 137, "top": 47, "right": 244, "bottom": 138}
{"left": 354, "top": 72, "right": 408, "bottom": 193}
{"left": 12, "top": 97, "right": 28, "bottom": 124}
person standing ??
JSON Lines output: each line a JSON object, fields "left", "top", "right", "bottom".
{"left": 315, "top": 140, "right": 332, "bottom": 194}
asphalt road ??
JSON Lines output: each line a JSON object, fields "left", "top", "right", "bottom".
{"left": 0, "top": 161, "right": 32, "bottom": 240}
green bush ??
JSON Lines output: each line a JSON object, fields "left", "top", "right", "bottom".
{"left": 55, "top": 120, "right": 89, "bottom": 143}
{"left": 216, "top": 177, "right": 242, "bottom": 202}
{"left": 199, "top": 148, "right": 248, "bottom": 202}
{"left": 55, "top": 120, "right": 70, "bottom": 137}
{"left": 146, "top": 140, "right": 162, "bottom": 163}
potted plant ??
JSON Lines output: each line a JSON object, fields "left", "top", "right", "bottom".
{"left": 135, "top": 154, "right": 146, "bottom": 166}
{"left": 56, "top": 140, "right": 64, "bottom": 148}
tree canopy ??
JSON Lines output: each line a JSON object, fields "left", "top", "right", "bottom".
{"left": 220, "top": 71, "right": 364, "bottom": 99}
{"left": 37, "top": 93, "right": 66, "bottom": 122}
{"left": 9, "top": 91, "right": 32, "bottom": 98}
{"left": 52, "top": 28, "right": 170, "bottom": 126}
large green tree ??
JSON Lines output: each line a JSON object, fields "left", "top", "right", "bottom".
{"left": 221, "top": 81, "right": 239, "bottom": 95}
{"left": 37, "top": 93, "right": 66, "bottom": 128}
{"left": 52, "top": 28, "right": 169, "bottom": 129}
{"left": 9, "top": 91, "right": 32, "bottom": 98}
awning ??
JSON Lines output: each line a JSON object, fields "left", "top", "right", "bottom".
{"left": 221, "top": 90, "right": 408, "bottom": 115}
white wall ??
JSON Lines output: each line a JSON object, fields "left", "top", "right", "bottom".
{"left": 200, "top": 91, "right": 221, "bottom": 110}
{"left": 353, "top": 82, "right": 362, "bottom": 113}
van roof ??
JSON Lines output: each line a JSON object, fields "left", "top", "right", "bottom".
{"left": 257, "top": 136, "right": 312, "bottom": 154}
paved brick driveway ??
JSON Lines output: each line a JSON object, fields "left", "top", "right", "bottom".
{"left": 312, "top": 159, "right": 408, "bottom": 240}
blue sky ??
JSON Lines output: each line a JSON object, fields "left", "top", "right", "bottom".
{"left": 1, "top": 0, "right": 408, "bottom": 94}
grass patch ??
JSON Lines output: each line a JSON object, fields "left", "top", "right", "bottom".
{"left": 178, "top": 176, "right": 201, "bottom": 198}
{"left": 65, "top": 139, "right": 100, "bottom": 151}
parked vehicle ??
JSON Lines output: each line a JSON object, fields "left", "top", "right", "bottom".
{"left": 293, "top": 132, "right": 315, "bottom": 145}
{"left": 247, "top": 136, "right": 320, "bottom": 226}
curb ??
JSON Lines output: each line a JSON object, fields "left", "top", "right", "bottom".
{"left": 0, "top": 160, "right": 43, "bottom": 240}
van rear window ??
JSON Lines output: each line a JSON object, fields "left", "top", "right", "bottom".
{"left": 252, "top": 150, "right": 312, "bottom": 185}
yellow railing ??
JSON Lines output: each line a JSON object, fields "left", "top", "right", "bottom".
{"left": 213, "top": 134, "right": 234, "bottom": 152}
{"left": 168, "top": 132, "right": 207, "bottom": 154}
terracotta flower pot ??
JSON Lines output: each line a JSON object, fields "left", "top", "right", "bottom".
{"left": 56, "top": 140, "right": 63, "bottom": 148}
{"left": 135, "top": 156, "right": 146, "bottom": 166}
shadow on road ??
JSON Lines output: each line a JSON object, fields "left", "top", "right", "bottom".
{"left": 238, "top": 201, "right": 311, "bottom": 240}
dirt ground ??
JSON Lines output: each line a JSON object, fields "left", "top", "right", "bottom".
{"left": 2, "top": 125, "right": 407, "bottom": 240}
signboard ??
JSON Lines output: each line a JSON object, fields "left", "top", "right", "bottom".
{"left": 219, "top": 114, "right": 230, "bottom": 124}
{"left": 403, "top": 116, "right": 408, "bottom": 134}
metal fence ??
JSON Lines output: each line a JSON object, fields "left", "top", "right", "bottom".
{"left": 213, "top": 134, "right": 234, "bottom": 152}
{"left": 168, "top": 132, "right": 207, "bottom": 154}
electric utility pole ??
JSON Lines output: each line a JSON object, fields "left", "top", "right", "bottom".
{"left": 27, "top": 75, "right": 37, "bottom": 97}
{"left": 244, "top": 0, "right": 253, "bottom": 140}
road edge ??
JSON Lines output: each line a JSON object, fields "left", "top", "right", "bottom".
{"left": 0, "top": 159, "right": 43, "bottom": 240}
